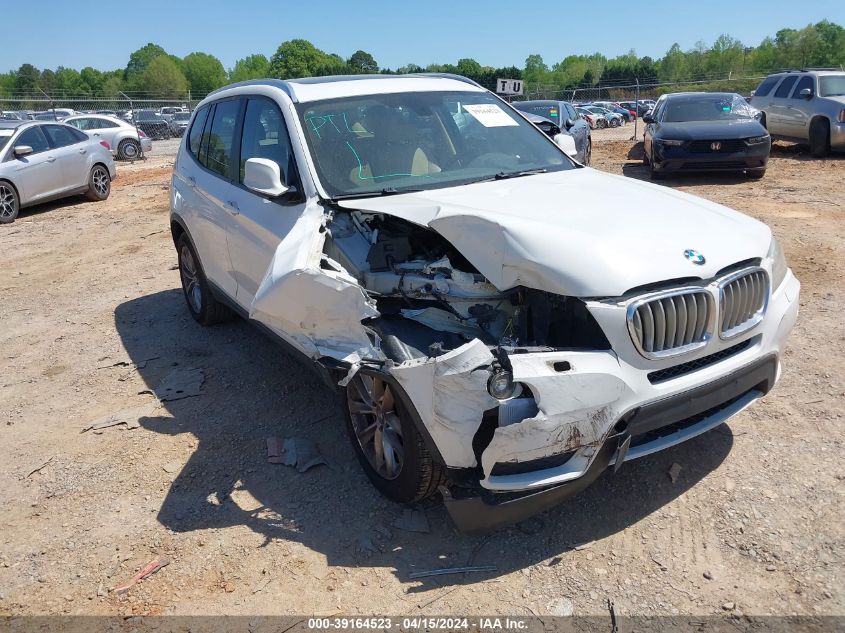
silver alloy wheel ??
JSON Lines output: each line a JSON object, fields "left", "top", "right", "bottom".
{"left": 92, "top": 167, "right": 109, "bottom": 197}
{"left": 0, "top": 184, "right": 15, "bottom": 220}
{"left": 123, "top": 141, "right": 139, "bottom": 159}
{"left": 179, "top": 245, "right": 202, "bottom": 313}
{"left": 347, "top": 374, "right": 404, "bottom": 480}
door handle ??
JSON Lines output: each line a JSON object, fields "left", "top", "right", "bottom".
{"left": 187, "top": 176, "right": 196, "bottom": 187}
{"left": 78, "top": 148, "right": 87, "bottom": 154}
{"left": 46, "top": 156, "right": 56, "bottom": 163}
{"left": 225, "top": 200, "right": 240, "bottom": 215}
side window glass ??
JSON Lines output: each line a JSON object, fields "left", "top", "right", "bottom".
{"left": 15, "top": 127, "right": 50, "bottom": 154}
{"left": 203, "top": 100, "right": 240, "bottom": 179}
{"left": 43, "top": 124, "right": 81, "bottom": 148}
{"left": 100, "top": 120, "right": 119, "bottom": 129}
{"left": 240, "top": 98, "right": 296, "bottom": 186}
{"left": 753, "top": 76, "right": 779, "bottom": 97}
{"left": 791, "top": 76, "right": 814, "bottom": 99}
{"left": 774, "top": 76, "right": 798, "bottom": 98}
{"left": 68, "top": 118, "right": 87, "bottom": 130}
{"left": 566, "top": 104, "right": 578, "bottom": 120}
{"left": 188, "top": 106, "right": 210, "bottom": 157}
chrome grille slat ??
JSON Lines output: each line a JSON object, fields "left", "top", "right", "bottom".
{"left": 719, "top": 268, "right": 769, "bottom": 339}
{"left": 628, "top": 288, "right": 712, "bottom": 359}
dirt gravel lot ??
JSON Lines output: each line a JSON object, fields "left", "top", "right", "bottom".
{"left": 1, "top": 141, "right": 842, "bottom": 621}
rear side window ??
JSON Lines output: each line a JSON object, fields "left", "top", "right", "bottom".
{"left": 15, "top": 126, "right": 50, "bottom": 154}
{"left": 774, "top": 76, "right": 798, "bottom": 98}
{"left": 98, "top": 120, "right": 120, "bottom": 129}
{"left": 753, "top": 76, "right": 780, "bottom": 98}
{"left": 791, "top": 76, "right": 814, "bottom": 98}
{"left": 188, "top": 106, "right": 209, "bottom": 156}
{"left": 239, "top": 98, "right": 296, "bottom": 186}
{"left": 43, "top": 125, "right": 84, "bottom": 147}
{"left": 202, "top": 100, "right": 240, "bottom": 179}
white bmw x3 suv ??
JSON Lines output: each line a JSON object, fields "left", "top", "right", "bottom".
{"left": 170, "top": 74, "right": 799, "bottom": 532}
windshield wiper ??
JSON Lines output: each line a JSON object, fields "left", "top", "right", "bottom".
{"left": 330, "top": 187, "right": 424, "bottom": 201}
{"left": 469, "top": 168, "right": 548, "bottom": 184}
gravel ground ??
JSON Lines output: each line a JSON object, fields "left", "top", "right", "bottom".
{"left": 0, "top": 141, "right": 842, "bottom": 620}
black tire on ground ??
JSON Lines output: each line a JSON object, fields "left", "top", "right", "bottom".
{"left": 176, "top": 233, "right": 234, "bottom": 326}
{"left": 344, "top": 372, "right": 444, "bottom": 504}
{"left": 117, "top": 138, "right": 141, "bottom": 161}
{"left": 649, "top": 158, "right": 664, "bottom": 180}
{"left": 597, "top": 119, "right": 608, "bottom": 129}
{"left": 809, "top": 118, "right": 830, "bottom": 157}
{"left": 746, "top": 169, "right": 766, "bottom": 179}
{"left": 0, "top": 181, "right": 20, "bottom": 224}
{"left": 610, "top": 118, "right": 619, "bottom": 128}
{"left": 583, "top": 138, "right": 592, "bottom": 165}
{"left": 85, "top": 165, "right": 111, "bottom": 201}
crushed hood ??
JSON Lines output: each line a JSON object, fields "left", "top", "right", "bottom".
{"left": 339, "top": 168, "right": 771, "bottom": 297}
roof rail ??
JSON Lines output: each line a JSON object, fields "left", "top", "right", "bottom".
{"left": 204, "top": 78, "right": 296, "bottom": 101}
{"left": 800, "top": 67, "right": 843, "bottom": 72}
{"left": 412, "top": 73, "right": 484, "bottom": 89}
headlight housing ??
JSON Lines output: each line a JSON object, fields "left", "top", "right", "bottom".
{"left": 658, "top": 139, "right": 684, "bottom": 146}
{"left": 746, "top": 134, "right": 770, "bottom": 144}
{"left": 768, "top": 237, "right": 788, "bottom": 290}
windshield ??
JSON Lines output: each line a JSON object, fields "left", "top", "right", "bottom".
{"left": 0, "top": 131, "right": 12, "bottom": 153}
{"left": 819, "top": 75, "right": 845, "bottom": 97}
{"left": 513, "top": 103, "right": 562, "bottom": 121}
{"left": 174, "top": 112, "right": 191, "bottom": 121}
{"left": 663, "top": 94, "right": 757, "bottom": 122}
{"left": 137, "top": 111, "right": 160, "bottom": 120}
{"left": 296, "top": 90, "right": 572, "bottom": 199}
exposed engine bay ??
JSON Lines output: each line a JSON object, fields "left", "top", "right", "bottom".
{"left": 324, "top": 209, "right": 609, "bottom": 362}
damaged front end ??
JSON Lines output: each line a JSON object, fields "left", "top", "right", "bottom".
{"left": 306, "top": 205, "right": 631, "bottom": 529}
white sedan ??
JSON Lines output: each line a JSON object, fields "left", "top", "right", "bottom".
{"left": 64, "top": 114, "right": 152, "bottom": 161}
{"left": 0, "top": 120, "right": 116, "bottom": 223}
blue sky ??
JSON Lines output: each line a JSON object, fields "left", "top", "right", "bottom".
{"left": 3, "top": 0, "right": 843, "bottom": 73}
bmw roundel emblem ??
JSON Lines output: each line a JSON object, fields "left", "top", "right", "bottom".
{"left": 684, "top": 249, "right": 706, "bottom": 265}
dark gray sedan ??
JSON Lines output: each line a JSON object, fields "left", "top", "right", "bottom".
{"left": 643, "top": 92, "right": 770, "bottom": 179}
{"left": 512, "top": 99, "right": 592, "bottom": 164}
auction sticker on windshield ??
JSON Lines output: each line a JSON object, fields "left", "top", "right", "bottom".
{"left": 462, "top": 103, "right": 519, "bottom": 127}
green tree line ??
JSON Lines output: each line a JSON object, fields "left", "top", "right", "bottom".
{"left": 1, "top": 20, "right": 841, "bottom": 99}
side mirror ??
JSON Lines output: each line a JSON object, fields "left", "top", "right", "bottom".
{"left": 798, "top": 88, "right": 813, "bottom": 99}
{"left": 564, "top": 118, "right": 575, "bottom": 131}
{"left": 244, "top": 157, "right": 289, "bottom": 197}
{"left": 13, "top": 145, "right": 33, "bottom": 157}
{"left": 553, "top": 133, "right": 577, "bottom": 158}
{"left": 642, "top": 114, "right": 655, "bottom": 124}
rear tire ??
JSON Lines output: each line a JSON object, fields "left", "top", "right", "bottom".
{"left": 583, "top": 138, "right": 592, "bottom": 165}
{"left": 597, "top": 119, "right": 608, "bottom": 129}
{"left": 85, "top": 165, "right": 111, "bottom": 201}
{"left": 176, "top": 233, "right": 234, "bottom": 326}
{"left": 344, "top": 372, "right": 444, "bottom": 504}
{"left": 809, "top": 118, "right": 830, "bottom": 157}
{"left": 610, "top": 118, "right": 619, "bottom": 128}
{"left": 0, "top": 181, "right": 19, "bottom": 224}
{"left": 117, "top": 139, "right": 141, "bottom": 161}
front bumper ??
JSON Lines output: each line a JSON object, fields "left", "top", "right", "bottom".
{"left": 830, "top": 121, "right": 845, "bottom": 151}
{"left": 390, "top": 269, "right": 799, "bottom": 531}
{"left": 653, "top": 142, "right": 769, "bottom": 172}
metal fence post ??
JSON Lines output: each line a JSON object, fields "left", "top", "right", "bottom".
{"left": 120, "top": 91, "right": 144, "bottom": 162}
{"left": 37, "top": 88, "right": 56, "bottom": 120}
{"left": 632, "top": 79, "right": 640, "bottom": 142}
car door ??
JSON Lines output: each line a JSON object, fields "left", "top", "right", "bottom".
{"left": 766, "top": 75, "right": 799, "bottom": 136}
{"left": 783, "top": 75, "right": 814, "bottom": 139}
{"left": 42, "top": 124, "right": 91, "bottom": 190}
{"left": 6, "top": 125, "right": 65, "bottom": 204}
{"left": 225, "top": 96, "right": 306, "bottom": 306}
{"left": 177, "top": 100, "right": 242, "bottom": 301}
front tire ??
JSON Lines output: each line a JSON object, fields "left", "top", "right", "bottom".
{"left": 344, "top": 373, "right": 443, "bottom": 504}
{"left": 809, "top": 118, "right": 830, "bottom": 157}
{"left": 85, "top": 165, "right": 111, "bottom": 201}
{"left": 610, "top": 118, "right": 619, "bottom": 128}
{"left": 176, "top": 233, "right": 233, "bottom": 326}
{"left": 117, "top": 138, "right": 141, "bottom": 161}
{"left": 597, "top": 119, "right": 608, "bottom": 129}
{"left": 0, "top": 181, "right": 19, "bottom": 224}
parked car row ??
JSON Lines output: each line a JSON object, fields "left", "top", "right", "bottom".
{"left": 511, "top": 100, "right": 592, "bottom": 164}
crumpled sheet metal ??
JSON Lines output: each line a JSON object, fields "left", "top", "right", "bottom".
{"left": 390, "top": 338, "right": 497, "bottom": 469}
{"left": 480, "top": 352, "right": 631, "bottom": 482}
{"left": 249, "top": 202, "right": 379, "bottom": 363}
